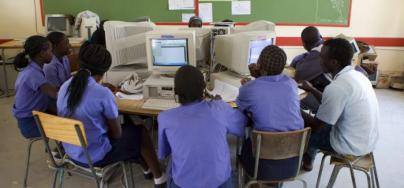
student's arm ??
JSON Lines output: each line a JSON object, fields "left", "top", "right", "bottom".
{"left": 235, "top": 85, "right": 251, "bottom": 113}
{"left": 301, "top": 110, "right": 328, "bottom": 132}
{"left": 299, "top": 80, "right": 323, "bottom": 102}
{"left": 40, "top": 83, "right": 58, "bottom": 99}
{"left": 216, "top": 100, "right": 247, "bottom": 137}
{"left": 157, "top": 115, "right": 171, "bottom": 160}
{"left": 107, "top": 119, "right": 122, "bottom": 139}
{"left": 43, "top": 65, "right": 60, "bottom": 88}
{"left": 102, "top": 91, "right": 121, "bottom": 139}
{"left": 304, "top": 84, "right": 348, "bottom": 132}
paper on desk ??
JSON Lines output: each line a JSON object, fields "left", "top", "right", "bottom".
{"left": 232, "top": 1, "right": 251, "bottom": 15}
{"left": 199, "top": 3, "right": 213, "bottom": 22}
{"left": 208, "top": 79, "right": 239, "bottom": 102}
{"left": 298, "top": 88, "right": 305, "bottom": 96}
{"left": 182, "top": 13, "right": 195, "bottom": 23}
{"left": 116, "top": 92, "right": 143, "bottom": 100}
{"left": 169, "top": 0, "right": 195, "bottom": 10}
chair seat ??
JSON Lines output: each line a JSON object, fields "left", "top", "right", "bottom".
{"left": 330, "top": 154, "right": 373, "bottom": 171}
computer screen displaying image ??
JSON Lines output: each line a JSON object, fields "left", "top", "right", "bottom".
{"left": 152, "top": 39, "right": 189, "bottom": 66}
{"left": 248, "top": 39, "right": 273, "bottom": 65}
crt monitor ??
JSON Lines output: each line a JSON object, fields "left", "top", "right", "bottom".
{"left": 146, "top": 30, "right": 196, "bottom": 74}
{"left": 104, "top": 21, "right": 156, "bottom": 67}
{"left": 336, "top": 33, "right": 360, "bottom": 57}
{"left": 214, "top": 31, "right": 276, "bottom": 75}
{"left": 180, "top": 27, "right": 211, "bottom": 66}
{"left": 46, "top": 14, "right": 72, "bottom": 36}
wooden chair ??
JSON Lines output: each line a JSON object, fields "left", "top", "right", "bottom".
{"left": 316, "top": 151, "right": 380, "bottom": 188}
{"left": 238, "top": 127, "right": 311, "bottom": 188}
{"left": 32, "top": 111, "right": 135, "bottom": 188}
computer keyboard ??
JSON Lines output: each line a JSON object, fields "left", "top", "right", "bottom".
{"left": 142, "top": 98, "right": 180, "bottom": 111}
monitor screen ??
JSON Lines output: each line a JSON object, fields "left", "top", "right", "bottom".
{"left": 151, "top": 39, "right": 188, "bottom": 66}
{"left": 47, "top": 17, "right": 67, "bottom": 32}
{"left": 248, "top": 39, "right": 273, "bottom": 65}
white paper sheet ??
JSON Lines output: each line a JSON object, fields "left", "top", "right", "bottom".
{"left": 116, "top": 92, "right": 143, "bottom": 100}
{"left": 182, "top": 13, "right": 195, "bottom": 23}
{"left": 169, "top": 0, "right": 195, "bottom": 10}
{"left": 199, "top": 3, "right": 213, "bottom": 22}
{"left": 208, "top": 79, "right": 239, "bottom": 102}
{"left": 231, "top": 1, "right": 251, "bottom": 15}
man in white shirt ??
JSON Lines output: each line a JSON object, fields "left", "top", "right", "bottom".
{"left": 300, "top": 38, "right": 379, "bottom": 171}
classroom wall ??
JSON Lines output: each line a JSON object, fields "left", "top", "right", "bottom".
{"left": 0, "top": 0, "right": 403, "bottom": 90}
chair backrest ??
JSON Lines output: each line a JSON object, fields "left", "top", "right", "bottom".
{"left": 250, "top": 127, "right": 311, "bottom": 180}
{"left": 251, "top": 127, "right": 311, "bottom": 160}
{"left": 32, "top": 111, "right": 87, "bottom": 147}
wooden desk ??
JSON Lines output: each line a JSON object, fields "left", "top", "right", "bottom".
{"left": 117, "top": 95, "right": 304, "bottom": 117}
{"left": 0, "top": 40, "right": 83, "bottom": 97}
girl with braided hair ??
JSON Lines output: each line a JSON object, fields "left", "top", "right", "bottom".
{"left": 57, "top": 42, "right": 166, "bottom": 187}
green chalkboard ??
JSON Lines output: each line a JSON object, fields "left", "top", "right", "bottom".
{"left": 44, "top": 0, "right": 195, "bottom": 22}
{"left": 44, "top": 0, "right": 350, "bottom": 25}
{"left": 207, "top": 0, "right": 350, "bottom": 25}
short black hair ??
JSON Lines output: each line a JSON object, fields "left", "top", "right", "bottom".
{"left": 47, "top": 32, "right": 66, "bottom": 47}
{"left": 301, "top": 26, "right": 322, "bottom": 50}
{"left": 323, "top": 38, "right": 354, "bottom": 67}
{"left": 174, "top": 65, "right": 205, "bottom": 104}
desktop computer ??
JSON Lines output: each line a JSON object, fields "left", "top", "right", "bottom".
{"left": 214, "top": 31, "right": 276, "bottom": 75}
{"left": 142, "top": 30, "right": 196, "bottom": 110}
{"left": 45, "top": 14, "right": 73, "bottom": 36}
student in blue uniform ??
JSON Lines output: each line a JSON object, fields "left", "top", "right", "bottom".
{"left": 158, "top": 65, "right": 247, "bottom": 188}
{"left": 13, "top": 35, "right": 58, "bottom": 139}
{"left": 44, "top": 32, "right": 72, "bottom": 88}
{"left": 237, "top": 45, "right": 304, "bottom": 182}
{"left": 188, "top": 16, "right": 203, "bottom": 28}
{"left": 290, "top": 26, "right": 331, "bottom": 92}
{"left": 57, "top": 42, "right": 166, "bottom": 187}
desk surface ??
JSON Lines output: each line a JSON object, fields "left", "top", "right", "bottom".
{"left": 117, "top": 95, "right": 304, "bottom": 116}
{"left": 0, "top": 40, "right": 83, "bottom": 49}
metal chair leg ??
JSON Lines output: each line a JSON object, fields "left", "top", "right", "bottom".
{"left": 128, "top": 162, "right": 135, "bottom": 188}
{"left": 363, "top": 170, "right": 372, "bottom": 188}
{"left": 371, "top": 167, "right": 376, "bottom": 188}
{"left": 326, "top": 165, "right": 342, "bottom": 188}
{"left": 237, "top": 161, "right": 243, "bottom": 188}
{"left": 245, "top": 180, "right": 258, "bottom": 188}
{"left": 316, "top": 154, "right": 329, "bottom": 188}
{"left": 52, "top": 169, "right": 59, "bottom": 188}
{"left": 23, "top": 138, "right": 41, "bottom": 187}
{"left": 347, "top": 163, "right": 357, "bottom": 188}
{"left": 370, "top": 153, "right": 380, "bottom": 188}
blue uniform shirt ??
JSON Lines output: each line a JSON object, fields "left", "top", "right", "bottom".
{"left": 57, "top": 77, "right": 118, "bottom": 164}
{"left": 13, "top": 62, "right": 49, "bottom": 118}
{"left": 236, "top": 74, "right": 304, "bottom": 132}
{"left": 44, "top": 55, "right": 71, "bottom": 88}
{"left": 291, "top": 45, "right": 324, "bottom": 82}
{"left": 158, "top": 100, "right": 247, "bottom": 188}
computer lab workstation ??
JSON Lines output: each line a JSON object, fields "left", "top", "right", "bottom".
{"left": 1, "top": 0, "right": 404, "bottom": 188}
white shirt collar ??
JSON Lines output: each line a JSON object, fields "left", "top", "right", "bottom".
{"left": 334, "top": 65, "right": 354, "bottom": 80}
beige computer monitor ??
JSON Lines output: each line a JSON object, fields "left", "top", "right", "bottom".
{"left": 146, "top": 30, "right": 197, "bottom": 74}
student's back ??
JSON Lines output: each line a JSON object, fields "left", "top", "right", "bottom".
{"left": 238, "top": 74, "right": 302, "bottom": 131}
{"left": 237, "top": 45, "right": 304, "bottom": 132}
{"left": 57, "top": 76, "right": 116, "bottom": 163}
{"left": 158, "top": 65, "right": 246, "bottom": 188}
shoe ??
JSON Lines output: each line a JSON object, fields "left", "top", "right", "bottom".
{"left": 144, "top": 172, "right": 153, "bottom": 180}
{"left": 154, "top": 182, "right": 167, "bottom": 188}
{"left": 302, "top": 154, "right": 313, "bottom": 172}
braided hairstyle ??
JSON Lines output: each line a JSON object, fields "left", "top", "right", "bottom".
{"left": 257, "top": 45, "right": 287, "bottom": 76}
{"left": 13, "top": 35, "right": 50, "bottom": 71}
{"left": 66, "top": 41, "right": 112, "bottom": 115}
